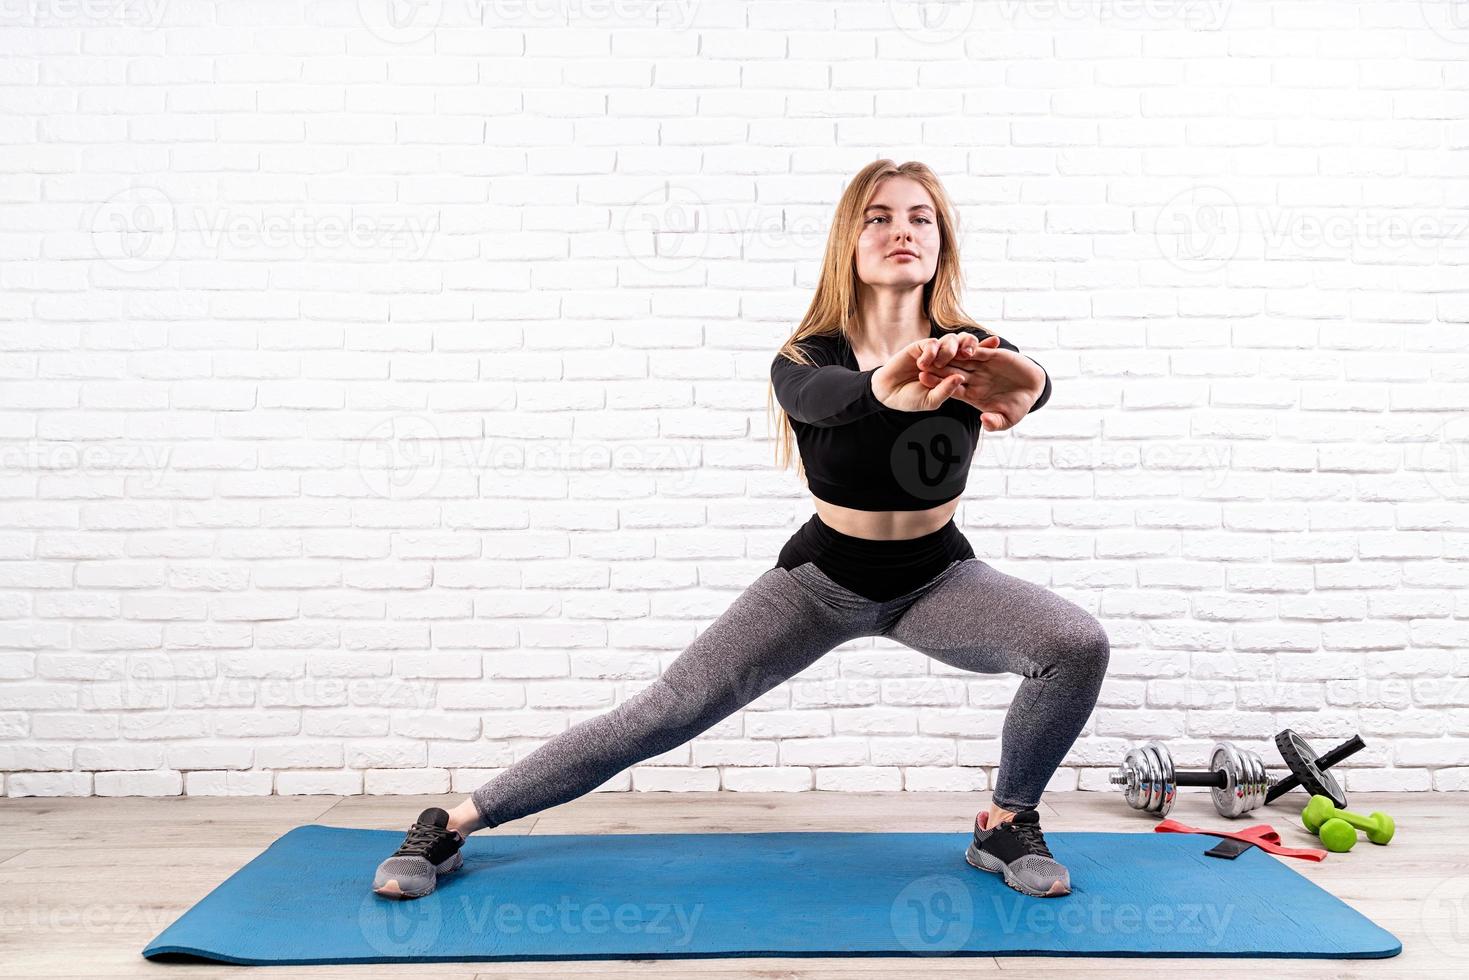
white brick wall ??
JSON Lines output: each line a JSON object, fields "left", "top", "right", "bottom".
{"left": 2, "top": 1, "right": 1468, "bottom": 803}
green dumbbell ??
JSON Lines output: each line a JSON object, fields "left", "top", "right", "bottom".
{"left": 1316, "top": 817, "right": 1358, "bottom": 852}
{"left": 1301, "top": 794, "right": 1395, "bottom": 846}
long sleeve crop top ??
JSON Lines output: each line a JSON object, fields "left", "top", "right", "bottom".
{"left": 770, "top": 323, "right": 1051, "bottom": 511}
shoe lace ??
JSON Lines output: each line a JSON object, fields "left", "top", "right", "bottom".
{"left": 1006, "top": 819, "right": 1054, "bottom": 859}
{"left": 395, "top": 820, "right": 451, "bottom": 857}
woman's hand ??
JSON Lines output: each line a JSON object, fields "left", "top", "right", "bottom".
{"left": 870, "top": 333, "right": 974, "bottom": 413}
{"left": 917, "top": 333, "right": 1046, "bottom": 432}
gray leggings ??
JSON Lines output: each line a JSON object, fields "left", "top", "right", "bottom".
{"left": 471, "top": 557, "right": 1110, "bottom": 825}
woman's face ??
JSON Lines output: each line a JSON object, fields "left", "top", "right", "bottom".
{"left": 854, "top": 176, "right": 942, "bottom": 291}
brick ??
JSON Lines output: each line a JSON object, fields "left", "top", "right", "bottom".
{"left": 94, "top": 769, "right": 182, "bottom": 796}
{"left": 364, "top": 768, "right": 449, "bottom": 795}
{"left": 7, "top": 771, "right": 92, "bottom": 797}
{"left": 276, "top": 770, "right": 361, "bottom": 796}
{"left": 185, "top": 770, "right": 274, "bottom": 796}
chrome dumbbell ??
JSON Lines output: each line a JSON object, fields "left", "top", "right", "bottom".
{"left": 1109, "top": 740, "right": 1276, "bottom": 818}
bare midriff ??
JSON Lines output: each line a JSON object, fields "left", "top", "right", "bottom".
{"left": 811, "top": 496, "right": 959, "bottom": 541}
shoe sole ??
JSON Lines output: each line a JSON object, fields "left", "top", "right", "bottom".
{"left": 373, "top": 849, "right": 464, "bottom": 900}
{"left": 965, "top": 841, "right": 1070, "bottom": 898}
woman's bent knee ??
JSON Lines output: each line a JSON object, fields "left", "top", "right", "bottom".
{"left": 1071, "top": 618, "right": 1110, "bottom": 685}
{"left": 1037, "top": 614, "right": 1109, "bottom": 687}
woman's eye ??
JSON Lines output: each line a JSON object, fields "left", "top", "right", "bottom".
{"left": 867, "top": 215, "right": 930, "bottom": 225}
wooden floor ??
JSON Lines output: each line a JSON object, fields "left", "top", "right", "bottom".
{"left": 0, "top": 790, "right": 1457, "bottom": 977}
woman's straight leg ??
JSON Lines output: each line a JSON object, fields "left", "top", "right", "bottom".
{"left": 467, "top": 565, "right": 869, "bottom": 829}
{"left": 882, "top": 558, "right": 1110, "bottom": 812}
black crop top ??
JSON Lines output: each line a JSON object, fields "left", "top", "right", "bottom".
{"left": 770, "top": 323, "right": 1051, "bottom": 511}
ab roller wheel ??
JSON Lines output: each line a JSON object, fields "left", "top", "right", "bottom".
{"left": 1270, "top": 730, "right": 1359, "bottom": 807}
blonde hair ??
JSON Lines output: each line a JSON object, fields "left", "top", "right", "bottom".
{"left": 766, "top": 159, "right": 1002, "bottom": 480}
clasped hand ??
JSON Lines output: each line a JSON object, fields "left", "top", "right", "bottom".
{"left": 872, "top": 331, "right": 1046, "bottom": 432}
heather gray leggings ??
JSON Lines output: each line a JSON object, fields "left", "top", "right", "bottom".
{"left": 470, "top": 557, "right": 1110, "bottom": 826}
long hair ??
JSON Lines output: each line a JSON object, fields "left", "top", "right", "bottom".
{"left": 766, "top": 159, "right": 1003, "bottom": 480}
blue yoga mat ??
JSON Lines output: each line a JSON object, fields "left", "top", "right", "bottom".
{"left": 142, "top": 824, "right": 1400, "bottom": 963}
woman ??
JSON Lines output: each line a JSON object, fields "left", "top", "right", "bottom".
{"left": 371, "top": 160, "right": 1110, "bottom": 902}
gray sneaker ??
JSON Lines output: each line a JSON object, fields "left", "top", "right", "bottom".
{"left": 964, "top": 807, "right": 1070, "bottom": 898}
{"left": 372, "top": 807, "right": 465, "bottom": 899}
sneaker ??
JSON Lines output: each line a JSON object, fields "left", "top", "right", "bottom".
{"left": 964, "top": 807, "right": 1070, "bottom": 898}
{"left": 372, "top": 806, "right": 465, "bottom": 899}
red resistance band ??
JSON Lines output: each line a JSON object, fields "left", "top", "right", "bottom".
{"left": 1153, "top": 817, "right": 1328, "bottom": 862}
